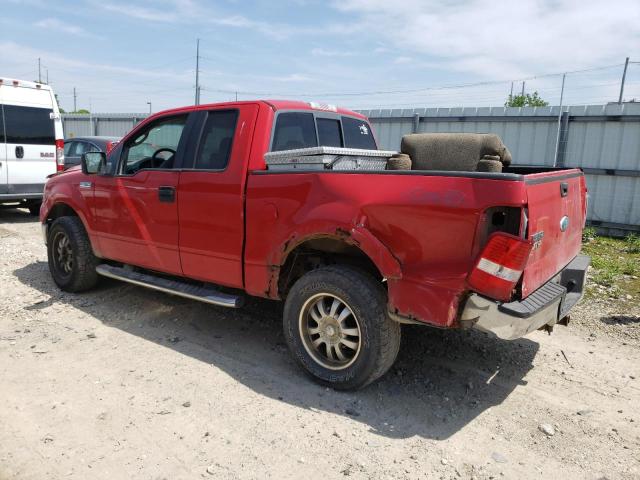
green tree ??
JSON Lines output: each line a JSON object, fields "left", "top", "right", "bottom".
{"left": 75, "top": 109, "right": 90, "bottom": 114}
{"left": 505, "top": 91, "right": 549, "bottom": 107}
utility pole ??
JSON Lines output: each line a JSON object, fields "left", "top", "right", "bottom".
{"left": 38, "top": 58, "right": 41, "bottom": 83}
{"left": 618, "top": 57, "right": 630, "bottom": 104}
{"left": 195, "top": 38, "right": 201, "bottom": 105}
{"left": 147, "top": 101, "right": 152, "bottom": 114}
{"left": 45, "top": 69, "right": 49, "bottom": 84}
{"left": 73, "top": 87, "right": 77, "bottom": 112}
{"left": 553, "top": 73, "right": 567, "bottom": 167}
{"left": 521, "top": 81, "right": 525, "bottom": 96}
{"left": 509, "top": 81, "right": 514, "bottom": 98}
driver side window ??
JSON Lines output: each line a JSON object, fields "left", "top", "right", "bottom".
{"left": 121, "top": 115, "right": 187, "bottom": 174}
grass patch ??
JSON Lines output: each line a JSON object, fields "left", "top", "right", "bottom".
{"left": 582, "top": 231, "right": 640, "bottom": 302}
{"left": 626, "top": 233, "right": 640, "bottom": 254}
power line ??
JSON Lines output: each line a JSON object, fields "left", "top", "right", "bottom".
{"left": 201, "top": 62, "right": 626, "bottom": 98}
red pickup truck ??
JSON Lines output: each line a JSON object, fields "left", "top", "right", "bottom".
{"left": 41, "top": 100, "right": 589, "bottom": 390}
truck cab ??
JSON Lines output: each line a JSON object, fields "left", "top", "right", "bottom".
{"left": 40, "top": 100, "right": 589, "bottom": 390}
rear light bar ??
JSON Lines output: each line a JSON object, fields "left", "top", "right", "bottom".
{"left": 467, "top": 232, "right": 533, "bottom": 302}
{"left": 55, "top": 139, "right": 65, "bottom": 172}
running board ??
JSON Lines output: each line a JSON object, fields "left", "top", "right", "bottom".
{"left": 96, "top": 264, "right": 244, "bottom": 308}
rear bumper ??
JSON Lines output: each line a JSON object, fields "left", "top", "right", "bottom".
{"left": 460, "top": 254, "right": 590, "bottom": 340}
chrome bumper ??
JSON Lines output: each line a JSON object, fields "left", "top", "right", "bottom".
{"left": 460, "top": 255, "right": 590, "bottom": 340}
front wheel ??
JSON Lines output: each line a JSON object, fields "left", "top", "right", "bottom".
{"left": 283, "top": 265, "right": 401, "bottom": 390}
{"left": 47, "top": 216, "right": 99, "bottom": 292}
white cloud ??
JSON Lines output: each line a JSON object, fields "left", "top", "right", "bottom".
{"left": 394, "top": 56, "right": 412, "bottom": 64}
{"left": 34, "top": 18, "right": 96, "bottom": 37}
{"left": 1, "top": 41, "right": 196, "bottom": 111}
{"left": 95, "top": 0, "right": 303, "bottom": 39}
{"left": 100, "top": 4, "right": 174, "bottom": 22}
{"left": 98, "top": 0, "right": 199, "bottom": 22}
{"left": 270, "top": 73, "right": 312, "bottom": 82}
{"left": 311, "top": 47, "right": 355, "bottom": 57}
{"left": 332, "top": 0, "right": 640, "bottom": 78}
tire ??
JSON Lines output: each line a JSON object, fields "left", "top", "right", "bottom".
{"left": 283, "top": 265, "right": 401, "bottom": 390}
{"left": 27, "top": 202, "right": 41, "bottom": 216}
{"left": 47, "top": 216, "right": 99, "bottom": 292}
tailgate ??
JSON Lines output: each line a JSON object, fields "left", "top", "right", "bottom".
{"left": 522, "top": 170, "right": 586, "bottom": 298}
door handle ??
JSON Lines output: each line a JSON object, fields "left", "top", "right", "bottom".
{"left": 15, "top": 146, "right": 24, "bottom": 159}
{"left": 158, "top": 186, "right": 176, "bottom": 203}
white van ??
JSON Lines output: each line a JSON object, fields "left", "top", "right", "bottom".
{"left": 0, "top": 77, "right": 64, "bottom": 215}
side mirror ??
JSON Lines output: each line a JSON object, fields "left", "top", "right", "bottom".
{"left": 81, "top": 151, "right": 106, "bottom": 175}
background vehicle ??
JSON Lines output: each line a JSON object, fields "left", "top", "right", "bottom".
{"left": 40, "top": 100, "right": 589, "bottom": 390}
{"left": 0, "top": 77, "right": 64, "bottom": 215}
{"left": 63, "top": 136, "right": 120, "bottom": 170}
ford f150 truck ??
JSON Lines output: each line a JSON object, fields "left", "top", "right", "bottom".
{"left": 40, "top": 100, "right": 589, "bottom": 390}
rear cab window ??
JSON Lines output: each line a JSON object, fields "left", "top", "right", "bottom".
{"left": 271, "top": 111, "right": 376, "bottom": 151}
{"left": 272, "top": 112, "right": 317, "bottom": 151}
{"left": 317, "top": 118, "right": 342, "bottom": 147}
{"left": 341, "top": 116, "right": 376, "bottom": 150}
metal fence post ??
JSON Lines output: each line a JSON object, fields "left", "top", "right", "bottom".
{"left": 555, "top": 111, "right": 570, "bottom": 167}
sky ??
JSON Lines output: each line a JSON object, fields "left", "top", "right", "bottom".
{"left": 1, "top": 0, "right": 639, "bottom": 113}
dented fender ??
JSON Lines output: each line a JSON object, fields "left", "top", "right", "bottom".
{"left": 259, "top": 221, "right": 402, "bottom": 299}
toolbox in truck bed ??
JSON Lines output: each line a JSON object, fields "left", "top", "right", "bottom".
{"left": 264, "top": 146, "right": 396, "bottom": 171}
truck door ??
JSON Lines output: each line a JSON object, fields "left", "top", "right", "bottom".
{"left": 177, "top": 105, "right": 259, "bottom": 288}
{"left": 92, "top": 113, "right": 194, "bottom": 275}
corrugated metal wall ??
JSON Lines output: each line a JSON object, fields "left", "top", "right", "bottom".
{"left": 62, "top": 113, "right": 147, "bottom": 138}
{"left": 62, "top": 104, "right": 640, "bottom": 231}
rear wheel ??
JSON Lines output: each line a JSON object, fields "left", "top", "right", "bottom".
{"left": 283, "top": 265, "right": 401, "bottom": 390}
{"left": 47, "top": 216, "right": 99, "bottom": 292}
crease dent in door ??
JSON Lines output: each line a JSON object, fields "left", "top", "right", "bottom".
{"left": 116, "top": 177, "right": 165, "bottom": 268}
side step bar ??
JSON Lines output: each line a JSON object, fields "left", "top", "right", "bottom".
{"left": 96, "top": 264, "right": 244, "bottom": 308}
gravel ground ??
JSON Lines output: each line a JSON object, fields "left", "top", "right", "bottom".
{"left": 1, "top": 208, "right": 639, "bottom": 480}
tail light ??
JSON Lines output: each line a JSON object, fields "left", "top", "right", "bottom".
{"left": 467, "top": 232, "right": 533, "bottom": 301}
{"left": 55, "top": 139, "right": 65, "bottom": 172}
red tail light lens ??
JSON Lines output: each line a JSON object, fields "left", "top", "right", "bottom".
{"left": 467, "top": 232, "right": 533, "bottom": 301}
{"left": 55, "top": 139, "right": 65, "bottom": 172}
{"left": 106, "top": 141, "right": 114, "bottom": 154}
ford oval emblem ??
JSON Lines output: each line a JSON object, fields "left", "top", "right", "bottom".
{"left": 560, "top": 216, "right": 570, "bottom": 232}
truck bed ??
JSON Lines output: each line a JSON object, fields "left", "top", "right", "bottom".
{"left": 247, "top": 165, "right": 586, "bottom": 325}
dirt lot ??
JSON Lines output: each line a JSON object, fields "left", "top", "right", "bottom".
{"left": 1, "top": 209, "right": 639, "bottom": 480}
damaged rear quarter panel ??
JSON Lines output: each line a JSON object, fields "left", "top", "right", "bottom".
{"left": 244, "top": 172, "right": 526, "bottom": 328}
